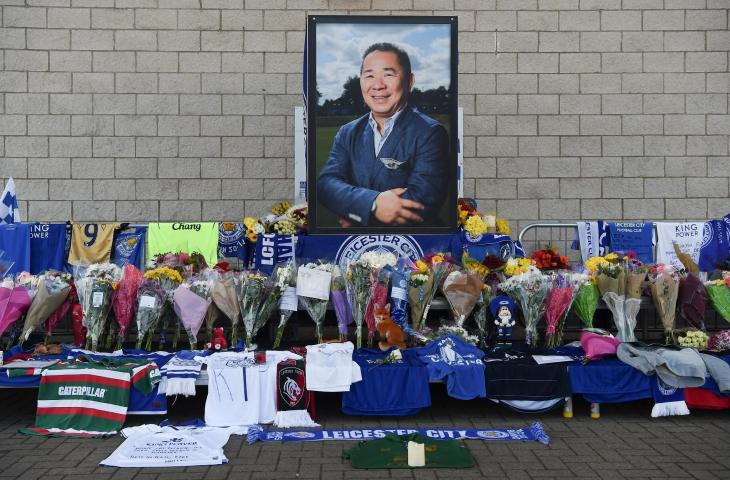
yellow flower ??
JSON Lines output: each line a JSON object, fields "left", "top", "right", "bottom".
{"left": 585, "top": 256, "right": 610, "bottom": 273}
{"left": 496, "top": 218, "right": 510, "bottom": 235}
{"left": 458, "top": 208, "right": 470, "bottom": 225}
{"left": 431, "top": 254, "right": 444, "bottom": 265}
{"left": 464, "top": 215, "right": 487, "bottom": 237}
{"left": 604, "top": 253, "right": 619, "bottom": 262}
{"left": 415, "top": 260, "right": 428, "bottom": 273}
{"left": 271, "top": 201, "right": 291, "bottom": 215}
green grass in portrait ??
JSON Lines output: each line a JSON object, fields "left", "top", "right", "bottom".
{"left": 314, "top": 114, "right": 453, "bottom": 229}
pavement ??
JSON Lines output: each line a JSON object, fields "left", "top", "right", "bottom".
{"left": 1, "top": 386, "right": 729, "bottom": 480}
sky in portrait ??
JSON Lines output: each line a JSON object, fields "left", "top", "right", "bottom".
{"left": 315, "top": 23, "right": 451, "bottom": 104}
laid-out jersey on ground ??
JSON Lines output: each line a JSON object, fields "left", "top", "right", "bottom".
{"left": 20, "top": 358, "right": 161, "bottom": 437}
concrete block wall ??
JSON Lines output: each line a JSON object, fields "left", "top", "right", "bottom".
{"left": 1, "top": 0, "right": 728, "bottom": 231}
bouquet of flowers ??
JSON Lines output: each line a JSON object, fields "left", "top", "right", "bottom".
{"left": 143, "top": 266, "right": 183, "bottom": 349}
{"left": 498, "top": 269, "right": 550, "bottom": 347}
{"left": 330, "top": 266, "right": 352, "bottom": 342}
{"left": 254, "top": 263, "right": 291, "bottom": 347}
{"left": 593, "top": 254, "right": 630, "bottom": 341}
{"left": 573, "top": 280, "right": 600, "bottom": 329}
{"left": 174, "top": 270, "right": 214, "bottom": 350}
{"left": 676, "top": 329, "right": 708, "bottom": 349}
{"left": 239, "top": 264, "right": 290, "bottom": 348}
{"left": 44, "top": 282, "right": 77, "bottom": 344}
{"left": 531, "top": 246, "right": 571, "bottom": 271}
{"left": 543, "top": 272, "right": 588, "bottom": 348}
{"left": 211, "top": 272, "right": 240, "bottom": 344}
{"left": 273, "top": 261, "right": 297, "bottom": 349}
{"left": 73, "top": 264, "right": 121, "bottom": 350}
{"left": 345, "top": 258, "right": 371, "bottom": 348}
{"left": 385, "top": 257, "right": 415, "bottom": 338}
{"left": 623, "top": 254, "right": 648, "bottom": 342}
{"left": 297, "top": 261, "right": 333, "bottom": 344}
{"left": 442, "top": 269, "right": 484, "bottom": 328}
{"left": 408, "top": 252, "right": 453, "bottom": 332}
{"left": 135, "top": 279, "right": 166, "bottom": 350}
{"left": 673, "top": 244, "right": 708, "bottom": 330}
{"left": 111, "top": 264, "right": 144, "bottom": 350}
{"left": 238, "top": 270, "right": 266, "bottom": 348}
{"left": 362, "top": 251, "right": 397, "bottom": 346}
{"left": 470, "top": 283, "right": 492, "bottom": 347}
{"left": 0, "top": 276, "right": 32, "bottom": 341}
{"left": 649, "top": 263, "right": 680, "bottom": 344}
{"left": 708, "top": 328, "right": 730, "bottom": 351}
{"left": 706, "top": 274, "right": 730, "bottom": 326}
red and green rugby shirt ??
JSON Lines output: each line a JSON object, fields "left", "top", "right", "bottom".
{"left": 26, "top": 360, "right": 160, "bottom": 436}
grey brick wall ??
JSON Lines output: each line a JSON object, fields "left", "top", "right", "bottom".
{"left": 1, "top": 1, "right": 728, "bottom": 230}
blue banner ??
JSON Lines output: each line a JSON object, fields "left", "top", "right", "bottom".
{"left": 247, "top": 422, "right": 549, "bottom": 445}
{"left": 608, "top": 222, "right": 654, "bottom": 263}
{"left": 252, "top": 233, "right": 521, "bottom": 274}
{"left": 698, "top": 216, "right": 730, "bottom": 272}
{"left": 218, "top": 222, "right": 249, "bottom": 263}
{"left": 111, "top": 226, "right": 146, "bottom": 269}
{"left": 253, "top": 234, "right": 301, "bottom": 274}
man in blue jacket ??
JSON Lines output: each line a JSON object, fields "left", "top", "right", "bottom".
{"left": 317, "top": 42, "right": 450, "bottom": 227}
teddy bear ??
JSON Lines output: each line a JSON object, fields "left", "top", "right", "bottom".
{"left": 373, "top": 303, "right": 407, "bottom": 351}
{"left": 207, "top": 327, "right": 228, "bottom": 351}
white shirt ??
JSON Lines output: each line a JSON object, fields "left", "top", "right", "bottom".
{"left": 257, "top": 351, "right": 302, "bottom": 424}
{"left": 204, "top": 352, "right": 259, "bottom": 427}
{"left": 368, "top": 108, "right": 404, "bottom": 156}
{"left": 305, "top": 342, "right": 362, "bottom": 392}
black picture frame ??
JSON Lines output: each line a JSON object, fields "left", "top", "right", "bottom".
{"left": 306, "top": 15, "right": 459, "bottom": 235}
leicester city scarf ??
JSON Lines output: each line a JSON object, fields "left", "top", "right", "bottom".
{"left": 650, "top": 376, "right": 689, "bottom": 418}
{"left": 248, "top": 422, "right": 550, "bottom": 445}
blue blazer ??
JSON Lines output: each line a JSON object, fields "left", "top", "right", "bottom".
{"left": 317, "top": 106, "right": 450, "bottom": 226}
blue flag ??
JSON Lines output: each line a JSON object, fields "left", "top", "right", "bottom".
{"left": 608, "top": 222, "right": 654, "bottom": 263}
{"left": 217, "top": 222, "right": 249, "bottom": 264}
{"left": 111, "top": 227, "right": 146, "bottom": 269}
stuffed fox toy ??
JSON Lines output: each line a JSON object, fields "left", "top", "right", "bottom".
{"left": 373, "top": 303, "right": 407, "bottom": 351}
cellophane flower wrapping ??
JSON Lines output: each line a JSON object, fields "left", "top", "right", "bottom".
{"left": 678, "top": 273, "right": 708, "bottom": 330}
{"left": 472, "top": 285, "right": 492, "bottom": 347}
{"left": 408, "top": 252, "right": 453, "bottom": 333}
{"left": 385, "top": 258, "right": 415, "bottom": 337}
{"left": 274, "top": 261, "right": 297, "bottom": 349}
{"left": 442, "top": 270, "right": 484, "bottom": 328}
{"left": 361, "top": 251, "right": 397, "bottom": 346}
{"left": 0, "top": 277, "right": 32, "bottom": 339}
{"left": 649, "top": 265, "right": 680, "bottom": 344}
{"left": 345, "top": 259, "right": 371, "bottom": 348}
{"left": 330, "top": 266, "right": 352, "bottom": 341}
{"left": 707, "top": 280, "right": 730, "bottom": 326}
{"left": 296, "top": 261, "right": 333, "bottom": 344}
{"left": 174, "top": 270, "right": 214, "bottom": 349}
{"left": 211, "top": 272, "right": 240, "bottom": 345}
{"left": 708, "top": 329, "right": 730, "bottom": 351}
{"left": 498, "top": 269, "right": 549, "bottom": 347}
{"left": 112, "top": 264, "right": 143, "bottom": 350}
{"left": 574, "top": 282, "right": 599, "bottom": 329}
{"left": 543, "top": 272, "right": 587, "bottom": 348}
{"left": 238, "top": 270, "right": 266, "bottom": 348}
{"left": 22, "top": 272, "right": 72, "bottom": 344}
{"left": 73, "top": 264, "right": 120, "bottom": 350}
{"left": 135, "top": 279, "right": 166, "bottom": 350}
{"left": 255, "top": 263, "right": 290, "bottom": 346}
{"left": 44, "top": 282, "right": 77, "bottom": 342}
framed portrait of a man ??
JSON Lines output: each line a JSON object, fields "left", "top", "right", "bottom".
{"left": 307, "top": 15, "right": 458, "bottom": 234}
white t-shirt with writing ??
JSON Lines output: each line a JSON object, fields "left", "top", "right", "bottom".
{"left": 204, "top": 352, "right": 259, "bottom": 427}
